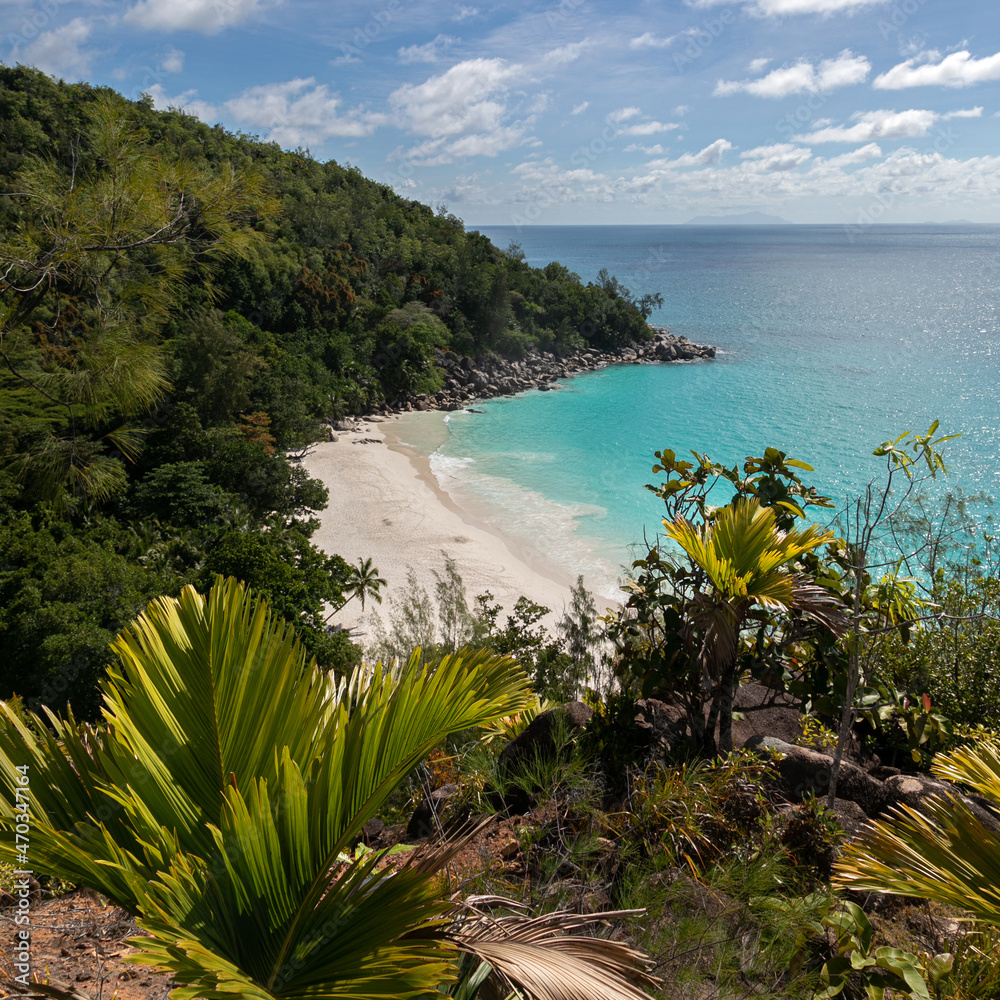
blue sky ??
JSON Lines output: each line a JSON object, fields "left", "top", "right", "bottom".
{"left": 4, "top": 0, "right": 1000, "bottom": 223}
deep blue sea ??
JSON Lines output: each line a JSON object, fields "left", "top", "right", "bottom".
{"left": 393, "top": 225, "right": 1000, "bottom": 597}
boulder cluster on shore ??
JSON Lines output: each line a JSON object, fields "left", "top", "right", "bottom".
{"left": 344, "top": 329, "right": 715, "bottom": 421}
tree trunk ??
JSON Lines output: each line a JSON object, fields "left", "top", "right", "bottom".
{"left": 703, "top": 685, "right": 721, "bottom": 756}
{"left": 717, "top": 666, "right": 736, "bottom": 754}
{"left": 688, "top": 696, "right": 706, "bottom": 750}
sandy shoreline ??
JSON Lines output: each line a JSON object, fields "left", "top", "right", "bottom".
{"left": 302, "top": 417, "right": 614, "bottom": 648}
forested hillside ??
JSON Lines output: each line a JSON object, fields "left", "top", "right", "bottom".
{"left": 0, "top": 66, "right": 658, "bottom": 714}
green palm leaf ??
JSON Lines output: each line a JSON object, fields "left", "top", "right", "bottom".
{"left": 1, "top": 580, "right": 534, "bottom": 897}
{"left": 665, "top": 499, "right": 833, "bottom": 609}
{"left": 126, "top": 770, "right": 459, "bottom": 999}
{"left": 833, "top": 794, "right": 1000, "bottom": 927}
{"left": 833, "top": 739, "right": 1000, "bottom": 926}
{"left": 0, "top": 577, "right": 657, "bottom": 999}
{"left": 931, "top": 739, "right": 1000, "bottom": 808}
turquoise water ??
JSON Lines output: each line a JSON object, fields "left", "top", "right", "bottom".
{"left": 393, "top": 225, "right": 1000, "bottom": 597}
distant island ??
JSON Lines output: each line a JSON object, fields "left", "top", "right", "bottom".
{"left": 683, "top": 211, "right": 793, "bottom": 225}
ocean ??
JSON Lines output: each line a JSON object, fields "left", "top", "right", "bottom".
{"left": 392, "top": 225, "right": 1000, "bottom": 599}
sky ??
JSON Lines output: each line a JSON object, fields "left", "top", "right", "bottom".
{"left": 4, "top": 0, "right": 1000, "bottom": 224}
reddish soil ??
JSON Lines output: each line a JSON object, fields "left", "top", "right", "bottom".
{"left": 0, "top": 820, "right": 524, "bottom": 1000}
{"left": 1, "top": 889, "right": 174, "bottom": 1000}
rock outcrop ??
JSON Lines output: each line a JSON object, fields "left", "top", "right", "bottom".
{"left": 746, "top": 735, "right": 1000, "bottom": 834}
{"left": 347, "top": 329, "right": 715, "bottom": 418}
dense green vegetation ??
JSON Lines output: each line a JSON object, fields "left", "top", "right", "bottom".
{"left": 0, "top": 67, "right": 658, "bottom": 713}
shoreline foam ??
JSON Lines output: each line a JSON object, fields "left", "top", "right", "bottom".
{"left": 302, "top": 417, "right": 619, "bottom": 647}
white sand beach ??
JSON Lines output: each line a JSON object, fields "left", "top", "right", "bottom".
{"left": 302, "top": 418, "right": 614, "bottom": 648}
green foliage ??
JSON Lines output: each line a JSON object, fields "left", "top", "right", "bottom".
{"left": 128, "top": 460, "right": 231, "bottom": 527}
{"left": 875, "top": 572, "right": 1000, "bottom": 732}
{"left": 0, "top": 510, "right": 181, "bottom": 717}
{"left": 0, "top": 90, "right": 272, "bottom": 504}
{"left": 472, "top": 592, "right": 573, "bottom": 702}
{"left": 611, "top": 753, "right": 775, "bottom": 871}
{"left": 0, "top": 579, "right": 524, "bottom": 991}
{"left": 834, "top": 738, "right": 1000, "bottom": 928}
{"left": 872, "top": 420, "right": 958, "bottom": 481}
{"left": 0, "top": 578, "right": 655, "bottom": 1000}
{"left": 618, "top": 845, "right": 833, "bottom": 999}
{"left": 611, "top": 488, "right": 841, "bottom": 754}
{"left": 201, "top": 522, "right": 356, "bottom": 670}
{"left": 553, "top": 576, "right": 602, "bottom": 701}
{"left": 490, "top": 706, "right": 595, "bottom": 813}
{"left": 803, "top": 900, "right": 947, "bottom": 1000}
{"left": 0, "top": 68, "right": 667, "bottom": 715}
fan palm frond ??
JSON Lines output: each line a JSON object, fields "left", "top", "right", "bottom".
{"left": 447, "top": 900, "right": 660, "bottom": 1000}
{"left": 833, "top": 738, "right": 1000, "bottom": 927}
{"left": 1, "top": 578, "right": 658, "bottom": 999}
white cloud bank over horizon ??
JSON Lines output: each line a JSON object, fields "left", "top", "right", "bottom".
{"left": 692, "top": 0, "right": 890, "bottom": 16}
{"left": 794, "top": 106, "right": 982, "bottom": 143}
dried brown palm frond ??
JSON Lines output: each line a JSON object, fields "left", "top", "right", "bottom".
{"left": 789, "top": 577, "right": 850, "bottom": 637}
{"left": 445, "top": 897, "right": 660, "bottom": 1000}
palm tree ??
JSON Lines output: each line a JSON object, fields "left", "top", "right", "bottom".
{"left": 665, "top": 497, "right": 842, "bottom": 753}
{"left": 327, "top": 557, "right": 388, "bottom": 622}
{"left": 347, "top": 556, "right": 387, "bottom": 610}
{"left": 833, "top": 738, "right": 1000, "bottom": 926}
{"left": 0, "top": 576, "right": 656, "bottom": 1000}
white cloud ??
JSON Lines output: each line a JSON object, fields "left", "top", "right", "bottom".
{"left": 400, "top": 126, "right": 529, "bottom": 166}
{"left": 454, "top": 5, "right": 478, "bottom": 20}
{"left": 624, "top": 143, "right": 665, "bottom": 154}
{"left": 527, "top": 92, "right": 551, "bottom": 115}
{"left": 748, "top": 57, "right": 772, "bottom": 73}
{"left": 543, "top": 39, "right": 593, "bottom": 65}
{"left": 715, "top": 50, "right": 870, "bottom": 97}
{"left": 502, "top": 139, "right": 1000, "bottom": 221}
{"left": 794, "top": 107, "right": 979, "bottom": 143}
{"left": 398, "top": 34, "right": 458, "bottom": 64}
{"left": 821, "top": 142, "right": 882, "bottom": 166}
{"left": 13, "top": 18, "right": 94, "bottom": 80}
{"left": 390, "top": 57, "right": 520, "bottom": 138}
{"left": 571, "top": 101, "right": 589, "bottom": 115}
{"left": 674, "top": 139, "right": 733, "bottom": 166}
{"left": 692, "top": 0, "right": 889, "bottom": 14}
{"left": 387, "top": 57, "right": 539, "bottom": 164}
{"left": 630, "top": 32, "right": 675, "bottom": 49}
{"left": 159, "top": 46, "right": 184, "bottom": 74}
{"left": 223, "top": 78, "right": 377, "bottom": 146}
{"left": 124, "top": 0, "right": 277, "bottom": 33}
{"left": 740, "top": 142, "right": 812, "bottom": 170}
{"left": 874, "top": 49, "right": 1000, "bottom": 89}
{"left": 147, "top": 83, "right": 218, "bottom": 122}
{"left": 607, "top": 106, "right": 640, "bottom": 124}
{"left": 510, "top": 158, "right": 619, "bottom": 206}
{"left": 617, "top": 120, "right": 681, "bottom": 136}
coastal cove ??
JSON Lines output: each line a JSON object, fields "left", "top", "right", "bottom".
{"left": 388, "top": 224, "right": 1000, "bottom": 601}
{"left": 302, "top": 416, "right": 615, "bottom": 635}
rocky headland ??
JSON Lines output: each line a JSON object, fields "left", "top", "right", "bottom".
{"left": 335, "top": 328, "right": 715, "bottom": 423}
